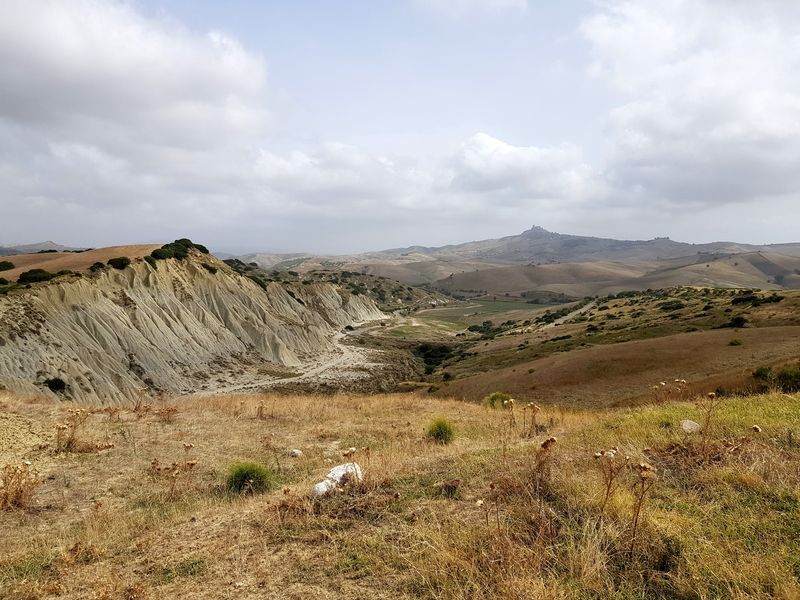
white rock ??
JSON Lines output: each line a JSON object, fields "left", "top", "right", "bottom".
{"left": 310, "top": 462, "right": 363, "bottom": 498}
{"left": 681, "top": 419, "right": 701, "bottom": 434}
{"left": 288, "top": 449, "right": 303, "bottom": 458}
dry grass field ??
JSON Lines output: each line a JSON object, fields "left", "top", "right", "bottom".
{"left": 0, "top": 246, "right": 160, "bottom": 281}
{"left": 2, "top": 388, "right": 799, "bottom": 599}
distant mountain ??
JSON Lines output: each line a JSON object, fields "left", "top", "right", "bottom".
{"left": 377, "top": 226, "right": 767, "bottom": 264}
{"left": 0, "top": 241, "right": 86, "bottom": 255}
{"left": 237, "top": 226, "right": 800, "bottom": 288}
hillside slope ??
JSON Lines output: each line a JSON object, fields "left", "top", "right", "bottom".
{"left": 0, "top": 252, "right": 384, "bottom": 403}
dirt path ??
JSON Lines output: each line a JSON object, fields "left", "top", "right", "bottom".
{"left": 540, "top": 300, "right": 596, "bottom": 330}
{"left": 196, "top": 330, "right": 382, "bottom": 396}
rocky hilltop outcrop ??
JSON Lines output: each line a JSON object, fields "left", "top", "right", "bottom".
{"left": 0, "top": 254, "right": 384, "bottom": 403}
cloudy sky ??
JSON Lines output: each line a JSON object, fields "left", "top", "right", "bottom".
{"left": 1, "top": 0, "right": 799, "bottom": 253}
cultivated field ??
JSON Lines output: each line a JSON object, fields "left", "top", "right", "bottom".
{"left": 0, "top": 246, "right": 160, "bottom": 281}
{"left": 1, "top": 389, "right": 799, "bottom": 599}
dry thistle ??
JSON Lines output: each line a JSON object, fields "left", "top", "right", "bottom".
{"left": 593, "top": 448, "right": 630, "bottom": 515}
{"left": 630, "top": 461, "right": 658, "bottom": 557}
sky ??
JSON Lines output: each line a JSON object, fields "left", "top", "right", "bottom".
{"left": 1, "top": 0, "right": 799, "bottom": 254}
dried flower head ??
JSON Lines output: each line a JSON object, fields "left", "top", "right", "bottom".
{"left": 752, "top": 425, "right": 762, "bottom": 433}
{"left": 541, "top": 436, "right": 557, "bottom": 450}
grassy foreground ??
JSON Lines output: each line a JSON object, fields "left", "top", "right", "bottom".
{"left": 1, "top": 390, "right": 799, "bottom": 599}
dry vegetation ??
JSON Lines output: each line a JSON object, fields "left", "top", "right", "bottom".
{"left": 1, "top": 387, "right": 799, "bottom": 599}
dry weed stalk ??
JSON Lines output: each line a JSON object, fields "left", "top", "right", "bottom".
{"left": 147, "top": 457, "right": 198, "bottom": 500}
{"left": 54, "top": 409, "right": 115, "bottom": 453}
{"left": 0, "top": 461, "right": 42, "bottom": 510}
{"left": 593, "top": 447, "right": 629, "bottom": 515}
{"left": 697, "top": 392, "right": 723, "bottom": 460}
{"left": 629, "top": 462, "right": 657, "bottom": 557}
{"left": 531, "top": 437, "right": 558, "bottom": 504}
{"left": 522, "top": 402, "right": 541, "bottom": 438}
{"left": 154, "top": 405, "right": 179, "bottom": 424}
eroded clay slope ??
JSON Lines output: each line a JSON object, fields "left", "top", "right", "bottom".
{"left": 0, "top": 255, "right": 384, "bottom": 403}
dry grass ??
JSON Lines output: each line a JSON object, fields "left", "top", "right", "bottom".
{"left": 0, "top": 389, "right": 798, "bottom": 599}
{"left": 0, "top": 245, "right": 160, "bottom": 281}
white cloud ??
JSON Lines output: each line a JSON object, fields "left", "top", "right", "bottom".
{"left": 449, "top": 133, "right": 600, "bottom": 203}
{"left": 582, "top": 0, "right": 800, "bottom": 206}
{"left": 1, "top": 0, "right": 799, "bottom": 253}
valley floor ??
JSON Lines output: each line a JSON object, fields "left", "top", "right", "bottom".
{"left": 1, "top": 389, "right": 799, "bottom": 599}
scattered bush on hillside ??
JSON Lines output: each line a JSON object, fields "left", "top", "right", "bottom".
{"left": 717, "top": 315, "right": 748, "bottom": 329}
{"left": 107, "top": 256, "right": 131, "bottom": 270}
{"left": 150, "top": 238, "right": 209, "bottom": 261}
{"left": 658, "top": 300, "right": 686, "bottom": 311}
{"left": 728, "top": 339, "right": 743, "bottom": 346}
{"left": 482, "top": 391, "right": 512, "bottom": 409}
{"left": 17, "top": 269, "right": 54, "bottom": 284}
{"left": 89, "top": 262, "right": 106, "bottom": 273}
{"left": 731, "top": 293, "right": 784, "bottom": 307}
{"left": 144, "top": 255, "right": 157, "bottom": 269}
{"left": 226, "top": 462, "right": 276, "bottom": 495}
{"left": 0, "top": 277, "right": 8, "bottom": 285}
{"left": 427, "top": 418, "right": 455, "bottom": 444}
{"left": 752, "top": 363, "right": 800, "bottom": 392}
{"left": 37, "top": 249, "right": 58, "bottom": 254}
{"left": 0, "top": 260, "right": 13, "bottom": 271}
{"left": 415, "top": 343, "right": 454, "bottom": 375}
{"left": 201, "top": 263, "right": 217, "bottom": 274}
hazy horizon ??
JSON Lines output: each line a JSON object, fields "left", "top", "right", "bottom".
{"left": 2, "top": 1, "right": 800, "bottom": 253}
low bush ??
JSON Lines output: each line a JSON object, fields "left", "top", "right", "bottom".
{"left": 201, "top": 263, "right": 217, "bottom": 274}
{"left": 226, "top": 462, "right": 276, "bottom": 494}
{"left": 427, "top": 418, "right": 455, "bottom": 444}
{"left": 0, "top": 277, "right": 8, "bottom": 285}
{"left": 0, "top": 260, "right": 14, "bottom": 272}
{"left": 107, "top": 256, "right": 131, "bottom": 270}
{"left": 144, "top": 255, "right": 157, "bottom": 269}
{"left": 89, "top": 262, "right": 106, "bottom": 273}
{"left": 728, "top": 339, "right": 743, "bottom": 346}
{"left": 0, "top": 462, "right": 42, "bottom": 510}
{"left": 482, "top": 391, "right": 512, "bottom": 409}
{"left": 150, "top": 238, "right": 210, "bottom": 262}
{"left": 17, "top": 269, "right": 54, "bottom": 284}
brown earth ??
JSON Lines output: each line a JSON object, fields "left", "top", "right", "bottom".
{"left": 1, "top": 245, "right": 161, "bottom": 281}
{"left": 438, "top": 325, "right": 800, "bottom": 407}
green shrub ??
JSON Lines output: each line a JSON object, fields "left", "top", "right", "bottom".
{"left": 482, "top": 391, "right": 512, "bottom": 409}
{"left": 0, "top": 277, "right": 8, "bottom": 285}
{"left": 150, "top": 238, "right": 209, "bottom": 262}
{"left": 107, "top": 256, "right": 131, "bottom": 270}
{"left": 226, "top": 462, "right": 276, "bottom": 494}
{"left": 144, "top": 255, "right": 157, "bottom": 269}
{"left": 729, "top": 339, "right": 743, "bottom": 346}
{"left": 17, "top": 269, "right": 54, "bottom": 284}
{"left": 44, "top": 377, "right": 66, "bottom": 393}
{"left": 427, "top": 418, "right": 454, "bottom": 444}
{"left": 89, "top": 262, "right": 106, "bottom": 273}
{"left": 0, "top": 260, "right": 14, "bottom": 272}
{"left": 201, "top": 263, "right": 217, "bottom": 274}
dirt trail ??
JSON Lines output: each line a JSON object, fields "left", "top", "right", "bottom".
{"left": 540, "top": 301, "right": 596, "bottom": 330}
{"left": 197, "top": 331, "right": 382, "bottom": 396}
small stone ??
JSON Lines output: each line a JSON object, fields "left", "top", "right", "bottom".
{"left": 681, "top": 419, "right": 701, "bottom": 434}
{"left": 287, "top": 448, "right": 303, "bottom": 458}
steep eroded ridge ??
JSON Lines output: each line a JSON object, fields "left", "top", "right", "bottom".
{"left": 0, "top": 254, "right": 384, "bottom": 403}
